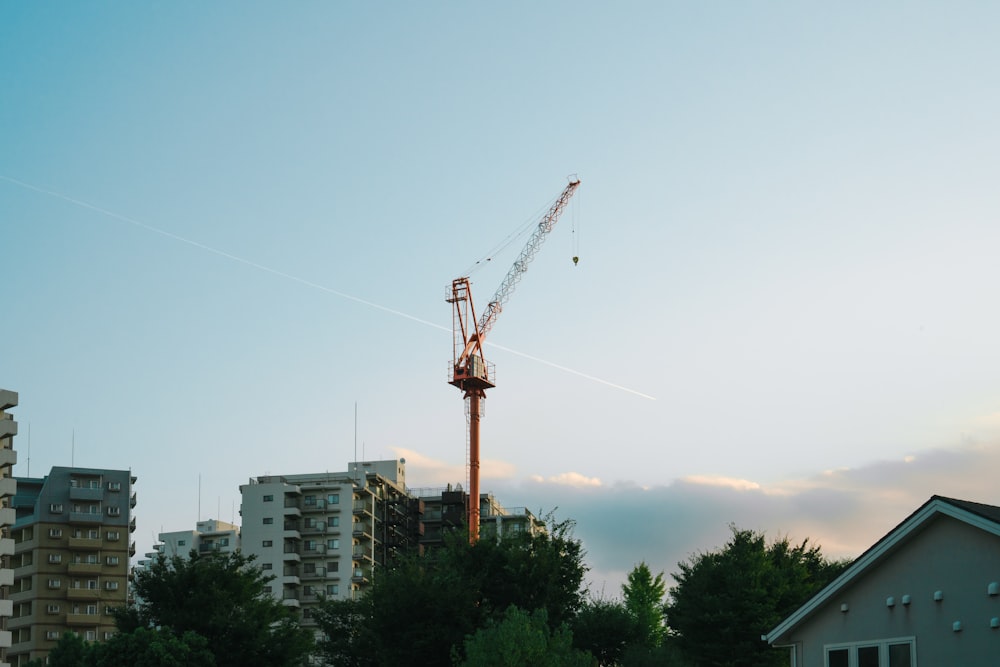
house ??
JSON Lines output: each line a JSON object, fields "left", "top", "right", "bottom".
{"left": 765, "top": 495, "right": 1000, "bottom": 666}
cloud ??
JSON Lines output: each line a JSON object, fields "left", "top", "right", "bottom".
{"left": 529, "top": 471, "right": 603, "bottom": 488}
{"left": 391, "top": 447, "right": 517, "bottom": 487}
{"left": 488, "top": 441, "right": 1000, "bottom": 597}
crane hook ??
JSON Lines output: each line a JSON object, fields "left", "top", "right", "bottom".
{"left": 572, "top": 256, "right": 579, "bottom": 266}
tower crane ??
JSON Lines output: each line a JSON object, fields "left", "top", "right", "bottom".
{"left": 447, "top": 177, "right": 581, "bottom": 542}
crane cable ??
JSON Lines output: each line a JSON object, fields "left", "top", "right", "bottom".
{"left": 461, "top": 196, "right": 560, "bottom": 278}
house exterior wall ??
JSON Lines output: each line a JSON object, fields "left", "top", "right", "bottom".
{"left": 786, "top": 515, "right": 1000, "bottom": 665}
{"left": 0, "top": 391, "right": 19, "bottom": 667}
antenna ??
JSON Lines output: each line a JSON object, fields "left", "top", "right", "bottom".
{"left": 26, "top": 422, "right": 30, "bottom": 477}
{"left": 71, "top": 428, "right": 75, "bottom": 467}
{"left": 198, "top": 475, "right": 202, "bottom": 522}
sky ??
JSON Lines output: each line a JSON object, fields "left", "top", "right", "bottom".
{"left": 4, "top": 2, "right": 1000, "bottom": 595}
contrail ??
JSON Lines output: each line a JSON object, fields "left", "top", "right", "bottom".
{"left": 2, "top": 174, "right": 656, "bottom": 400}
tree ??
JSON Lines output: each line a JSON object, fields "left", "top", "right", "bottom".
{"left": 571, "top": 598, "right": 641, "bottom": 666}
{"left": 41, "top": 632, "right": 88, "bottom": 667}
{"left": 665, "top": 526, "right": 848, "bottom": 667}
{"left": 455, "top": 606, "right": 592, "bottom": 667}
{"left": 90, "top": 628, "right": 216, "bottom": 667}
{"left": 312, "top": 598, "right": 376, "bottom": 667}
{"left": 315, "top": 516, "right": 588, "bottom": 667}
{"left": 116, "top": 550, "right": 313, "bottom": 667}
{"left": 621, "top": 562, "right": 667, "bottom": 649}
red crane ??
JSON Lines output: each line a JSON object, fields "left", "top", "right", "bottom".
{"left": 447, "top": 177, "right": 581, "bottom": 542}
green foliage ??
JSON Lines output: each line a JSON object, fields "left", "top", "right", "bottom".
{"left": 119, "top": 550, "right": 313, "bottom": 667}
{"left": 571, "top": 598, "right": 641, "bottom": 666}
{"left": 665, "top": 525, "right": 848, "bottom": 667}
{"left": 621, "top": 562, "right": 667, "bottom": 648}
{"left": 44, "top": 632, "right": 89, "bottom": 667}
{"left": 315, "top": 517, "right": 588, "bottom": 667}
{"left": 90, "top": 628, "right": 216, "bottom": 667}
{"left": 312, "top": 597, "right": 376, "bottom": 667}
{"left": 455, "top": 606, "right": 592, "bottom": 667}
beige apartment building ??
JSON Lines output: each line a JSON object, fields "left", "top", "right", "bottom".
{"left": 7, "top": 467, "right": 136, "bottom": 667}
{"left": 0, "top": 391, "right": 19, "bottom": 667}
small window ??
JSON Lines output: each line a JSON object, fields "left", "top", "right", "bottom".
{"left": 328, "top": 561, "right": 339, "bottom": 573}
{"left": 49, "top": 503, "right": 64, "bottom": 513}
{"left": 87, "top": 580, "right": 98, "bottom": 590}
{"left": 85, "top": 630, "right": 96, "bottom": 641}
{"left": 263, "top": 495, "right": 274, "bottom": 502}
{"left": 107, "top": 506, "right": 121, "bottom": 516}
{"left": 327, "top": 539, "right": 339, "bottom": 550}
{"left": 220, "top": 538, "right": 229, "bottom": 546}
{"left": 327, "top": 584, "right": 339, "bottom": 596}
{"left": 328, "top": 494, "right": 339, "bottom": 505}
{"left": 104, "top": 632, "right": 114, "bottom": 640}
{"left": 262, "top": 540, "right": 273, "bottom": 547}
{"left": 263, "top": 517, "right": 273, "bottom": 525}
{"left": 261, "top": 563, "right": 272, "bottom": 570}
{"left": 48, "top": 528, "right": 63, "bottom": 538}
{"left": 107, "top": 531, "right": 120, "bottom": 540}
{"left": 177, "top": 540, "right": 186, "bottom": 546}
{"left": 47, "top": 579, "right": 61, "bottom": 589}
{"left": 46, "top": 604, "right": 60, "bottom": 614}
{"left": 263, "top": 586, "right": 272, "bottom": 594}
{"left": 330, "top": 516, "right": 340, "bottom": 528}
{"left": 105, "top": 581, "right": 119, "bottom": 590}
{"left": 46, "top": 630, "right": 61, "bottom": 640}
{"left": 48, "top": 554, "right": 62, "bottom": 564}
{"left": 107, "top": 482, "right": 121, "bottom": 491}
{"left": 106, "top": 556, "right": 119, "bottom": 566}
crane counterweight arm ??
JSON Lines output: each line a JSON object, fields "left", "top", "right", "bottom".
{"left": 476, "top": 177, "right": 580, "bottom": 340}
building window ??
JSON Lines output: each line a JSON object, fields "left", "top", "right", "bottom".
{"left": 261, "top": 563, "right": 272, "bottom": 570}
{"left": 107, "top": 506, "right": 121, "bottom": 516}
{"left": 46, "top": 604, "right": 60, "bottom": 614}
{"left": 105, "top": 581, "right": 119, "bottom": 590}
{"left": 48, "top": 528, "right": 63, "bottom": 538}
{"left": 303, "top": 563, "right": 315, "bottom": 574}
{"left": 327, "top": 539, "right": 339, "bottom": 550}
{"left": 327, "top": 584, "right": 339, "bottom": 596}
{"left": 106, "top": 556, "right": 120, "bottom": 566}
{"left": 107, "top": 531, "right": 121, "bottom": 540}
{"left": 262, "top": 540, "right": 273, "bottom": 547}
{"left": 263, "top": 586, "right": 272, "bottom": 594}
{"left": 178, "top": 540, "right": 186, "bottom": 546}
{"left": 328, "top": 494, "right": 339, "bottom": 505}
{"left": 48, "top": 554, "right": 62, "bottom": 564}
{"left": 263, "top": 494, "right": 274, "bottom": 502}
{"left": 304, "top": 495, "right": 316, "bottom": 507}
{"left": 220, "top": 538, "right": 229, "bottom": 547}
{"left": 330, "top": 516, "right": 340, "bottom": 528}
{"left": 85, "top": 630, "right": 97, "bottom": 641}
{"left": 328, "top": 561, "right": 339, "bottom": 573}
{"left": 47, "top": 579, "right": 61, "bottom": 589}
{"left": 263, "top": 517, "right": 273, "bottom": 525}
{"left": 46, "top": 631, "right": 61, "bottom": 640}
{"left": 826, "top": 639, "right": 915, "bottom": 667}
{"left": 107, "top": 481, "right": 121, "bottom": 491}
{"left": 304, "top": 540, "right": 316, "bottom": 552}
{"left": 49, "top": 503, "right": 64, "bottom": 513}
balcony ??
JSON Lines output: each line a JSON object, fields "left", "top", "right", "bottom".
{"left": 282, "top": 549, "right": 301, "bottom": 563}
{"left": 0, "top": 477, "right": 16, "bottom": 498}
{"left": 283, "top": 504, "right": 302, "bottom": 518}
{"left": 301, "top": 522, "right": 325, "bottom": 536}
{"left": 351, "top": 567, "right": 371, "bottom": 584}
{"left": 68, "top": 562, "right": 102, "bottom": 576}
{"left": 281, "top": 593, "right": 300, "bottom": 608}
{"left": 69, "top": 537, "right": 102, "bottom": 551}
{"left": 302, "top": 499, "right": 326, "bottom": 512}
{"left": 281, "top": 575, "right": 301, "bottom": 587}
{"left": 351, "top": 545, "right": 373, "bottom": 562}
{"left": 67, "top": 588, "right": 101, "bottom": 601}
{"left": 352, "top": 522, "right": 372, "bottom": 539}
{"left": 352, "top": 499, "right": 373, "bottom": 516}
{"left": 66, "top": 613, "right": 100, "bottom": 626}
{"left": 69, "top": 487, "right": 103, "bottom": 501}
{"left": 130, "top": 493, "right": 137, "bottom": 509}
{"left": 0, "top": 447, "right": 16, "bottom": 468}
{"left": 69, "top": 511, "right": 103, "bottom": 525}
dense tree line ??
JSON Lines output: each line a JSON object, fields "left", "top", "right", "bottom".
{"left": 37, "top": 521, "right": 848, "bottom": 667}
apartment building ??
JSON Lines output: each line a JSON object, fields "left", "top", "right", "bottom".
{"left": 7, "top": 467, "right": 136, "bottom": 667}
{"left": 239, "top": 459, "right": 422, "bottom": 625}
{"left": 415, "top": 487, "right": 546, "bottom": 548}
{"left": 0, "top": 392, "right": 19, "bottom": 667}
{"left": 144, "top": 519, "right": 240, "bottom": 562}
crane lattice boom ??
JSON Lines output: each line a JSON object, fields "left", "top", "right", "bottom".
{"left": 447, "top": 177, "right": 581, "bottom": 543}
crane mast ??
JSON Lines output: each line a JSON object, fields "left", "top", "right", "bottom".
{"left": 448, "top": 177, "right": 580, "bottom": 542}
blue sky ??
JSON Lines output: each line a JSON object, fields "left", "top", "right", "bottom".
{"left": 4, "top": 2, "right": 1000, "bottom": 593}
